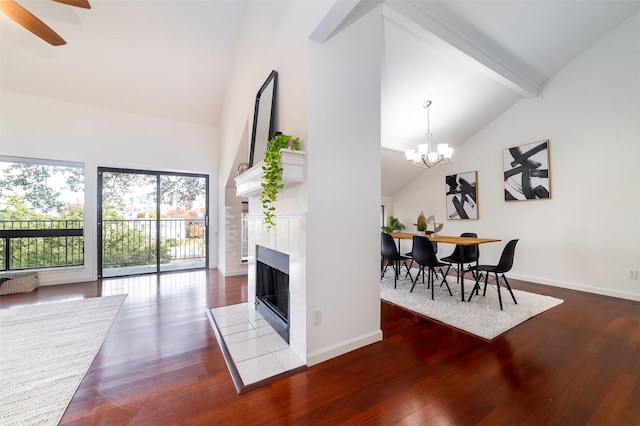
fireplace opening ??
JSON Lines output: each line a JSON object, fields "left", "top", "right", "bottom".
{"left": 255, "top": 245, "right": 289, "bottom": 343}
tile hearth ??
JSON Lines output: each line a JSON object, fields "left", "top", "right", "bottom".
{"left": 207, "top": 302, "right": 306, "bottom": 393}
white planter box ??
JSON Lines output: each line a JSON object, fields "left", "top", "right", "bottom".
{"left": 235, "top": 149, "right": 306, "bottom": 198}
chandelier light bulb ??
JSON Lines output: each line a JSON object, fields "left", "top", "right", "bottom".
{"left": 405, "top": 149, "right": 415, "bottom": 161}
{"left": 444, "top": 146, "right": 454, "bottom": 159}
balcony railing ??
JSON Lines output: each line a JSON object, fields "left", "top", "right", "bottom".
{"left": 0, "top": 220, "right": 84, "bottom": 271}
{"left": 1, "top": 218, "right": 206, "bottom": 273}
{"left": 101, "top": 218, "right": 206, "bottom": 271}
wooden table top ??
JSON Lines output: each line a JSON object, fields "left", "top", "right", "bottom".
{"left": 388, "top": 232, "right": 501, "bottom": 245}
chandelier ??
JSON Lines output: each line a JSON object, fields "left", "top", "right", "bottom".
{"left": 404, "top": 101, "right": 453, "bottom": 168}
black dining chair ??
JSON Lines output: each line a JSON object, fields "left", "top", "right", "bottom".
{"left": 404, "top": 231, "right": 435, "bottom": 276}
{"left": 466, "top": 239, "right": 519, "bottom": 310}
{"left": 440, "top": 232, "right": 479, "bottom": 283}
{"left": 409, "top": 236, "right": 452, "bottom": 300}
{"left": 381, "top": 232, "right": 412, "bottom": 288}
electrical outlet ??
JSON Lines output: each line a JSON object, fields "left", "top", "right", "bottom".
{"left": 312, "top": 309, "right": 322, "bottom": 326}
{"left": 628, "top": 270, "right": 638, "bottom": 280}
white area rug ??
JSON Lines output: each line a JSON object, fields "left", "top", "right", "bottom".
{"left": 0, "top": 295, "right": 127, "bottom": 426}
{"left": 381, "top": 269, "right": 563, "bottom": 340}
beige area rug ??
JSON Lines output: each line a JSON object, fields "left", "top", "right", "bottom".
{"left": 381, "top": 269, "right": 563, "bottom": 340}
{"left": 0, "top": 294, "right": 127, "bottom": 426}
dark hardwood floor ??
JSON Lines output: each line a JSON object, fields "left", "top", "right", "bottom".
{"left": 1, "top": 270, "right": 638, "bottom": 425}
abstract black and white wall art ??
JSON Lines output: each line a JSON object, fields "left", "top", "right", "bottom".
{"left": 446, "top": 171, "right": 478, "bottom": 220}
{"left": 503, "top": 140, "right": 551, "bottom": 201}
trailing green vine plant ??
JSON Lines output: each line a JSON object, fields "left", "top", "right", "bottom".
{"left": 260, "top": 133, "right": 300, "bottom": 230}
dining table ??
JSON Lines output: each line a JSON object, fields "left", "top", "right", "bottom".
{"left": 389, "top": 232, "right": 501, "bottom": 301}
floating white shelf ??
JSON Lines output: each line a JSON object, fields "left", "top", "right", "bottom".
{"left": 235, "top": 149, "right": 306, "bottom": 197}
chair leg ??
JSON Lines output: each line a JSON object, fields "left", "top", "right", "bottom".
{"left": 502, "top": 274, "right": 518, "bottom": 305}
{"left": 403, "top": 262, "right": 413, "bottom": 282}
{"left": 444, "top": 264, "right": 451, "bottom": 279}
{"left": 482, "top": 272, "right": 489, "bottom": 296}
{"left": 429, "top": 267, "right": 435, "bottom": 300}
{"left": 391, "top": 260, "right": 398, "bottom": 288}
{"left": 410, "top": 266, "right": 424, "bottom": 292}
{"left": 438, "top": 268, "right": 447, "bottom": 286}
{"left": 405, "top": 259, "right": 414, "bottom": 276}
{"left": 467, "top": 271, "right": 482, "bottom": 302}
{"left": 441, "top": 272, "right": 452, "bottom": 296}
{"left": 469, "top": 261, "right": 478, "bottom": 284}
{"left": 381, "top": 260, "right": 390, "bottom": 279}
{"left": 496, "top": 272, "right": 504, "bottom": 311}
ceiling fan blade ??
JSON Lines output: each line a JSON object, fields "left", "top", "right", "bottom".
{"left": 51, "top": 0, "right": 91, "bottom": 9}
{"left": 0, "top": 0, "right": 66, "bottom": 45}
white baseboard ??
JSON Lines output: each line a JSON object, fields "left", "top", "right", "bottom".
{"left": 223, "top": 268, "right": 248, "bottom": 277}
{"left": 510, "top": 273, "right": 640, "bottom": 302}
{"left": 306, "top": 329, "right": 383, "bottom": 366}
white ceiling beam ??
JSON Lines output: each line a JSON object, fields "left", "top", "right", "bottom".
{"left": 309, "top": 0, "right": 363, "bottom": 43}
{"left": 383, "top": 0, "right": 541, "bottom": 99}
{"left": 310, "top": 0, "right": 385, "bottom": 44}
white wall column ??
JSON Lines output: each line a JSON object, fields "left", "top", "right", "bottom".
{"left": 306, "top": 6, "right": 384, "bottom": 365}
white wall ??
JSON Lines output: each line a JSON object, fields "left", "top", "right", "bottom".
{"left": 0, "top": 91, "right": 218, "bottom": 285}
{"left": 222, "top": 188, "right": 247, "bottom": 277}
{"left": 307, "top": 6, "right": 384, "bottom": 364}
{"left": 216, "top": 1, "right": 333, "bottom": 274}
{"left": 390, "top": 12, "right": 640, "bottom": 301}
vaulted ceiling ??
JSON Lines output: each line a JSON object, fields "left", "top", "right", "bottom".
{"left": 2, "top": 0, "right": 639, "bottom": 196}
{"left": 0, "top": 0, "right": 246, "bottom": 126}
{"left": 378, "top": 0, "right": 640, "bottom": 196}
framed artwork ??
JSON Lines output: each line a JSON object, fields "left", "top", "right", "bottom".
{"left": 446, "top": 171, "right": 478, "bottom": 220}
{"left": 503, "top": 140, "right": 551, "bottom": 201}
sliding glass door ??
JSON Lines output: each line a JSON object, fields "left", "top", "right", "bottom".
{"left": 98, "top": 168, "right": 208, "bottom": 278}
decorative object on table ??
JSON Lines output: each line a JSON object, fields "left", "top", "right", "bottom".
{"left": 381, "top": 216, "right": 405, "bottom": 233}
{"left": 404, "top": 100, "right": 453, "bottom": 168}
{"left": 415, "top": 211, "right": 427, "bottom": 234}
{"left": 0, "top": 295, "right": 127, "bottom": 425}
{"left": 0, "top": 271, "right": 39, "bottom": 295}
{"left": 260, "top": 133, "right": 300, "bottom": 230}
{"left": 503, "top": 140, "right": 551, "bottom": 201}
{"left": 249, "top": 70, "right": 278, "bottom": 168}
{"left": 425, "top": 214, "right": 443, "bottom": 237}
{"left": 236, "top": 162, "right": 249, "bottom": 175}
{"left": 446, "top": 171, "right": 478, "bottom": 219}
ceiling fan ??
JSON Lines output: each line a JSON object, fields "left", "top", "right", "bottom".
{"left": 0, "top": 0, "right": 91, "bottom": 46}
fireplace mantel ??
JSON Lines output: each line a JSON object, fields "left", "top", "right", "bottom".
{"left": 235, "top": 149, "right": 306, "bottom": 197}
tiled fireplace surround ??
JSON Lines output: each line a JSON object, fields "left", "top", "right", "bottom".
{"left": 247, "top": 213, "right": 307, "bottom": 363}
{"left": 207, "top": 213, "right": 307, "bottom": 392}
{"left": 213, "top": 151, "right": 308, "bottom": 392}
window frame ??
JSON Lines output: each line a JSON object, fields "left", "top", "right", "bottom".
{"left": 0, "top": 155, "right": 85, "bottom": 272}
